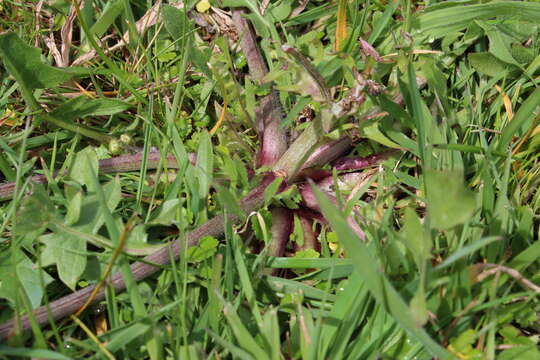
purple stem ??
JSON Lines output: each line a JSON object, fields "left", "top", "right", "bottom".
{"left": 0, "top": 151, "right": 196, "bottom": 201}
{"left": 332, "top": 150, "right": 398, "bottom": 171}
{"left": 267, "top": 207, "right": 293, "bottom": 258}
{"left": 232, "top": 10, "right": 288, "bottom": 167}
{"left": 267, "top": 207, "right": 293, "bottom": 275}
{"left": 299, "top": 183, "right": 365, "bottom": 241}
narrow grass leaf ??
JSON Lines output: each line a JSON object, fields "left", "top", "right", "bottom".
{"left": 415, "top": 2, "right": 540, "bottom": 39}
{"left": 0, "top": 346, "right": 71, "bottom": 360}
{"left": 407, "top": 63, "right": 430, "bottom": 167}
{"left": 86, "top": 162, "right": 146, "bottom": 318}
{"left": 335, "top": 0, "right": 348, "bottom": 52}
{"left": 220, "top": 299, "right": 269, "bottom": 360}
{"left": 90, "top": 0, "right": 124, "bottom": 39}
{"left": 266, "top": 277, "right": 336, "bottom": 302}
{"left": 311, "top": 183, "right": 452, "bottom": 359}
{"left": 49, "top": 96, "right": 132, "bottom": 121}
{"left": 195, "top": 131, "right": 214, "bottom": 201}
{"left": 368, "top": 1, "right": 398, "bottom": 43}
{"left": 266, "top": 257, "right": 351, "bottom": 269}
{"left": 319, "top": 271, "right": 367, "bottom": 356}
{"left": 207, "top": 329, "right": 255, "bottom": 360}
{"left": 105, "top": 322, "right": 151, "bottom": 352}
{"left": 498, "top": 86, "right": 540, "bottom": 152}
{"left": 435, "top": 236, "right": 502, "bottom": 271}
{"left": 230, "top": 232, "right": 263, "bottom": 325}
{"left": 261, "top": 308, "right": 281, "bottom": 360}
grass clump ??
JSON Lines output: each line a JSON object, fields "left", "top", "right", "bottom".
{"left": 0, "top": 0, "right": 539, "bottom": 359}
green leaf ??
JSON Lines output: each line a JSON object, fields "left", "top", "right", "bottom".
{"left": 293, "top": 249, "right": 320, "bottom": 259}
{"left": 0, "top": 250, "right": 53, "bottom": 309}
{"left": 65, "top": 188, "right": 83, "bottom": 225}
{"left": 425, "top": 170, "right": 477, "bottom": 230}
{"left": 220, "top": 298, "right": 270, "bottom": 360}
{"left": 448, "top": 329, "right": 483, "bottom": 359}
{"left": 68, "top": 147, "right": 99, "bottom": 192}
{"left": 266, "top": 276, "right": 335, "bottom": 302}
{"left": 40, "top": 232, "right": 87, "bottom": 290}
{"left": 0, "top": 32, "right": 74, "bottom": 91}
{"left": 263, "top": 177, "right": 284, "bottom": 206}
{"left": 511, "top": 43, "right": 536, "bottom": 65}
{"left": 214, "top": 184, "right": 245, "bottom": 220}
{"left": 475, "top": 21, "right": 521, "bottom": 67}
{"left": 105, "top": 322, "right": 152, "bottom": 353}
{"left": 149, "top": 199, "right": 182, "bottom": 225}
{"left": 162, "top": 5, "right": 192, "bottom": 41}
{"left": 49, "top": 96, "right": 132, "bottom": 121}
{"left": 415, "top": 2, "right": 540, "bottom": 39}
{"left": 90, "top": 0, "right": 125, "bottom": 39}
{"left": 222, "top": 0, "right": 271, "bottom": 36}
{"left": 409, "top": 287, "right": 428, "bottom": 327}
{"left": 468, "top": 52, "right": 509, "bottom": 77}
{"left": 435, "top": 236, "right": 501, "bottom": 271}
{"left": 0, "top": 346, "right": 72, "bottom": 360}
{"left": 361, "top": 121, "right": 402, "bottom": 148}
{"left": 498, "top": 86, "right": 540, "bottom": 152}
{"left": 14, "top": 185, "right": 55, "bottom": 237}
{"left": 400, "top": 207, "right": 431, "bottom": 268}
{"left": 319, "top": 272, "right": 368, "bottom": 358}
{"left": 195, "top": 131, "right": 214, "bottom": 200}
{"left": 187, "top": 235, "right": 218, "bottom": 262}
{"left": 73, "top": 179, "right": 122, "bottom": 234}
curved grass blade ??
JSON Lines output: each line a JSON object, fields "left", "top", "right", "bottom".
{"left": 310, "top": 183, "right": 452, "bottom": 359}
{"left": 415, "top": 2, "right": 540, "bottom": 39}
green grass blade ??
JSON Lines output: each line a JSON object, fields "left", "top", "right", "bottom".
{"left": 435, "top": 236, "right": 502, "bottom": 271}
{"left": 415, "top": 2, "right": 540, "bottom": 39}
{"left": 310, "top": 183, "right": 452, "bottom": 359}
{"left": 219, "top": 298, "right": 270, "bottom": 360}
{"left": 497, "top": 86, "right": 540, "bottom": 152}
{"left": 0, "top": 346, "right": 72, "bottom": 360}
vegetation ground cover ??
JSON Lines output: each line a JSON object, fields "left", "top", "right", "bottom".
{"left": 0, "top": 0, "right": 539, "bottom": 359}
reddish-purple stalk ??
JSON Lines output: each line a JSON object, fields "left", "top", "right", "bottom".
{"left": 295, "top": 151, "right": 396, "bottom": 242}
{"left": 267, "top": 208, "right": 293, "bottom": 258}
{"left": 0, "top": 151, "right": 197, "bottom": 201}
{"left": 0, "top": 18, "right": 421, "bottom": 340}
{"left": 332, "top": 150, "right": 398, "bottom": 171}
{"left": 267, "top": 207, "right": 293, "bottom": 275}
{"left": 232, "top": 9, "right": 294, "bottom": 271}
{"left": 232, "top": 10, "right": 288, "bottom": 168}
{"left": 299, "top": 183, "right": 365, "bottom": 241}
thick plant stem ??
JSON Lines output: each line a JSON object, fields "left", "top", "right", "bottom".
{"left": 0, "top": 151, "right": 195, "bottom": 201}
{"left": 267, "top": 208, "right": 293, "bottom": 256}
{"left": 0, "top": 174, "right": 278, "bottom": 340}
{"left": 273, "top": 122, "right": 322, "bottom": 180}
{"left": 300, "top": 183, "right": 365, "bottom": 240}
{"left": 232, "top": 9, "right": 288, "bottom": 167}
